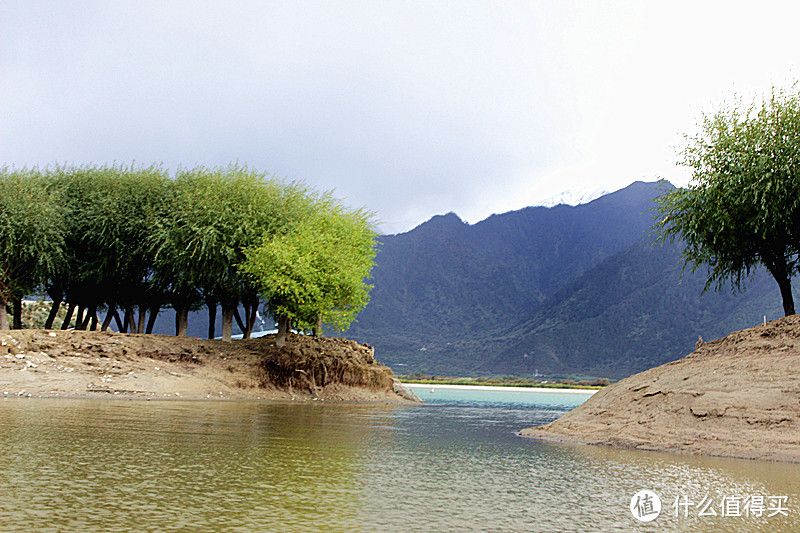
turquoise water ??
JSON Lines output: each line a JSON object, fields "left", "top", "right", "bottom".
{"left": 407, "top": 384, "right": 592, "bottom": 409}
{"left": 1, "top": 391, "right": 798, "bottom": 532}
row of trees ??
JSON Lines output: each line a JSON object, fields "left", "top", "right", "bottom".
{"left": 0, "top": 164, "right": 378, "bottom": 344}
{"left": 655, "top": 84, "right": 800, "bottom": 316}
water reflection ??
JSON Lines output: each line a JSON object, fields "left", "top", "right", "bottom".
{"left": 0, "top": 400, "right": 378, "bottom": 532}
{"left": 0, "top": 399, "right": 798, "bottom": 532}
{"left": 563, "top": 443, "right": 800, "bottom": 532}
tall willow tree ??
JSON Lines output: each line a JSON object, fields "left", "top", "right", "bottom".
{"left": 0, "top": 168, "right": 65, "bottom": 329}
{"left": 241, "top": 199, "right": 378, "bottom": 347}
{"left": 655, "top": 85, "right": 800, "bottom": 316}
{"left": 48, "top": 164, "right": 169, "bottom": 331}
{"left": 152, "top": 165, "right": 308, "bottom": 340}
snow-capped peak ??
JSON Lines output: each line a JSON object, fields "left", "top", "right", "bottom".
{"left": 536, "top": 186, "right": 610, "bottom": 208}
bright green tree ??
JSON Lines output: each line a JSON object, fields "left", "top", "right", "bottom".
{"left": 655, "top": 85, "right": 800, "bottom": 316}
{"left": 241, "top": 199, "right": 378, "bottom": 347}
{"left": 0, "top": 168, "right": 65, "bottom": 329}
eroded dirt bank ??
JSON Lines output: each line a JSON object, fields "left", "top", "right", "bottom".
{"left": 520, "top": 316, "right": 800, "bottom": 462}
{"left": 0, "top": 329, "right": 418, "bottom": 403}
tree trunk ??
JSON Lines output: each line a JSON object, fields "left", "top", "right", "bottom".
{"left": 777, "top": 275, "right": 796, "bottom": 316}
{"left": 61, "top": 302, "right": 75, "bottom": 330}
{"left": 121, "top": 307, "right": 131, "bottom": 333}
{"left": 241, "top": 297, "right": 258, "bottom": 339}
{"left": 276, "top": 316, "right": 291, "bottom": 348}
{"left": 89, "top": 313, "right": 99, "bottom": 331}
{"left": 221, "top": 301, "right": 236, "bottom": 342}
{"left": 312, "top": 314, "right": 323, "bottom": 338}
{"left": 74, "top": 305, "right": 86, "bottom": 331}
{"left": 137, "top": 306, "right": 146, "bottom": 334}
{"left": 12, "top": 298, "right": 22, "bottom": 329}
{"left": 45, "top": 299, "right": 61, "bottom": 330}
{"left": 145, "top": 303, "right": 159, "bottom": 334}
{"left": 101, "top": 306, "right": 115, "bottom": 331}
{"left": 245, "top": 304, "right": 258, "bottom": 339}
{"left": 0, "top": 296, "right": 9, "bottom": 330}
{"left": 175, "top": 306, "right": 189, "bottom": 337}
{"left": 234, "top": 308, "right": 246, "bottom": 337}
{"left": 79, "top": 304, "right": 97, "bottom": 331}
{"left": 45, "top": 285, "right": 63, "bottom": 329}
{"left": 113, "top": 309, "right": 124, "bottom": 332}
{"left": 206, "top": 297, "right": 217, "bottom": 340}
{"left": 765, "top": 257, "right": 796, "bottom": 316}
{"left": 125, "top": 306, "right": 136, "bottom": 333}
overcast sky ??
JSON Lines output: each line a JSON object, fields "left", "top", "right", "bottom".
{"left": 2, "top": 1, "right": 798, "bottom": 234}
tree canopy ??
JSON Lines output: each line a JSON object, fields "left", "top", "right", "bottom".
{"left": 49, "top": 164, "right": 170, "bottom": 332}
{"left": 0, "top": 164, "right": 378, "bottom": 340}
{"left": 151, "top": 165, "right": 314, "bottom": 341}
{"left": 0, "top": 169, "right": 65, "bottom": 329}
{"left": 655, "top": 85, "right": 800, "bottom": 316}
{"left": 240, "top": 198, "right": 377, "bottom": 346}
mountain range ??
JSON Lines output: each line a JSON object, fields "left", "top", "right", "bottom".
{"left": 347, "top": 180, "right": 788, "bottom": 379}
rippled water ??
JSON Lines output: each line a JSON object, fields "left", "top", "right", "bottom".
{"left": 1, "top": 391, "right": 798, "bottom": 532}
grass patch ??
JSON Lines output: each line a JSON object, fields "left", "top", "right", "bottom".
{"left": 396, "top": 375, "right": 608, "bottom": 390}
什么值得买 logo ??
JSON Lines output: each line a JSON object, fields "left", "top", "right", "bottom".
{"left": 630, "top": 490, "right": 662, "bottom": 522}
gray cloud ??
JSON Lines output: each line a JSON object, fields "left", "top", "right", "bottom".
{"left": 2, "top": 1, "right": 799, "bottom": 233}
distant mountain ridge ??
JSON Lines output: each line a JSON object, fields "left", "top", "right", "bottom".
{"left": 349, "top": 180, "right": 789, "bottom": 379}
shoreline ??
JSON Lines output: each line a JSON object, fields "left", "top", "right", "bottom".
{"left": 0, "top": 393, "right": 413, "bottom": 405}
{"left": 403, "top": 383, "right": 597, "bottom": 394}
{"left": 0, "top": 329, "right": 417, "bottom": 405}
{"left": 519, "top": 316, "right": 800, "bottom": 463}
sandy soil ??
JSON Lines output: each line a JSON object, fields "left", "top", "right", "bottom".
{"left": 0, "top": 329, "right": 416, "bottom": 404}
{"left": 520, "top": 315, "right": 800, "bottom": 462}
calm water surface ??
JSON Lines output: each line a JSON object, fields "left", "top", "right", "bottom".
{"left": 1, "top": 388, "right": 798, "bottom": 532}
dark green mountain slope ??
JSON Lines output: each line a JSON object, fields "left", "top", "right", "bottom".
{"left": 350, "top": 180, "right": 791, "bottom": 379}
{"left": 485, "top": 236, "right": 785, "bottom": 379}
{"left": 350, "top": 181, "right": 667, "bottom": 351}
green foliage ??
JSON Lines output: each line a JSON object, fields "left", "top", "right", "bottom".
{"left": 50, "top": 163, "right": 170, "bottom": 312}
{"left": 654, "top": 85, "right": 800, "bottom": 315}
{"left": 0, "top": 168, "right": 65, "bottom": 304}
{"left": 241, "top": 200, "right": 378, "bottom": 332}
{"left": 18, "top": 299, "right": 70, "bottom": 329}
{"left": 0, "top": 164, "right": 373, "bottom": 338}
{"left": 396, "top": 375, "right": 608, "bottom": 389}
{"left": 152, "top": 166, "right": 283, "bottom": 299}
{"left": 149, "top": 164, "right": 317, "bottom": 339}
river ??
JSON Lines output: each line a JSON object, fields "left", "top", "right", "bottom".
{"left": 1, "top": 388, "right": 798, "bottom": 532}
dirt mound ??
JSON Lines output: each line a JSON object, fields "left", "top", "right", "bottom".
{"left": 520, "top": 315, "right": 800, "bottom": 462}
{"left": 0, "top": 329, "right": 415, "bottom": 403}
{"left": 244, "top": 333, "right": 394, "bottom": 392}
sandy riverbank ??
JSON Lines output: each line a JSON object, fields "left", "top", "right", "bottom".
{"left": 0, "top": 329, "right": 418, "bottom": 403}
{"left": 520, "top": 315, "right": 800, "bottom": 463}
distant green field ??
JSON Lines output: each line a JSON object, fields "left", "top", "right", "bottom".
{"left": 397, "top": 376, "right": 606, "bottom": 390}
